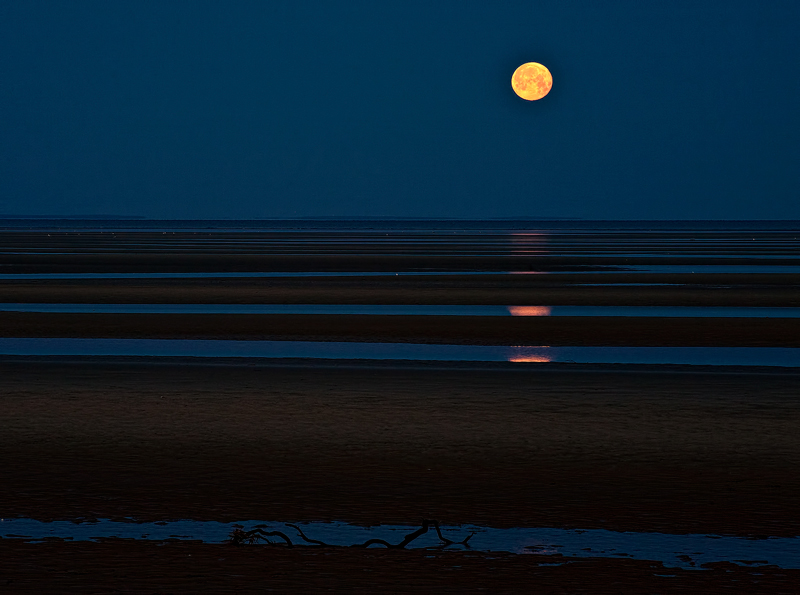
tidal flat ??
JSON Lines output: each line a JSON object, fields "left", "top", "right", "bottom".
{"left": 1, "top": 221, "right": 799, "bottom": 591}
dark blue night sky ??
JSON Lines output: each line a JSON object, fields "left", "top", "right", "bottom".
{"left": 2, "top": 1, "right": 799, "bottom": 219}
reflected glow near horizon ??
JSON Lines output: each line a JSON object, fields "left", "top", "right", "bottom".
{"left": 507, "top": 346, "right": 553, "bottom": 363}
{"left": 508, "top": 306, "right": 552, "bottom": 317}
{"left": 508, "top": 355, "right": 552, "bottom": 363}
{"left": 510, "top": 232, "right": 548, "bottom": 256}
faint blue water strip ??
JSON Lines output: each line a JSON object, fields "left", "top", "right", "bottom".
{"left": 2, "top": 264, "right": 800, "bottom": 279}
{"left": 1, "top": 339, "right": 800, "bottom": 367}
{"left": 1, "top": 518, "right": 797, "bottom": 569}
{"left": 3, "top": 303, "right": 800, "bottom": 318}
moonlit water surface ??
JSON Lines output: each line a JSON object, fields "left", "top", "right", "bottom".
{"left": 2, "top": 518, "right": 797, "bottom": 569}
{"left": 3, "top": 303, "right": 800, "bottom": 317}
{"left": 1, "top": 339, "right": 799, "bottom": 367}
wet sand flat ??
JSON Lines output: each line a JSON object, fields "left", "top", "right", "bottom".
{"left": 2, "top": 311, "right": 800, "bottom": 346}
{"left": 3, "top": 540, "right": 798, "bottom": 593}
{"left": 5, "top": 251, "right": 751, "bottom": 274}
{"left": 2, "top": 275, "right": 800, "bottom": 307}
{"left": 3, "top": 359, "right": 799, "bottom": 537}
{"left": 3, "top": 225, "right": 799, "bottom": 591}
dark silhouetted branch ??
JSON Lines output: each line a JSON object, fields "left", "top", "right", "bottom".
{"left": 357, "top": 520, "right": 431, "bottom": 549}
{"left": 431, "top": 520, "right": 476, "bottom": 547}
{"left": 228, "top": 527, "right": 293, "bottom": 547}
{"left": 231, "top": 519, "right": 475, "bottom": 550}
{"left": 286, "top": 523, "right": 330, "bottom": 546}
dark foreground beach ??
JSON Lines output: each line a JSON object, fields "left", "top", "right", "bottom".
{"left": 2, "top": 222, "right": 799, "bottom": 592}
{"left": 3, "top": 358, "right": 800, "bottom": 533}
{"left": 5, "top": 358, "right": 800, "bottom": 531}
{"left": 3, "top": 539, "right": 799, "bottom": 593}
{"left": 3, "top": 359, "right": 800, "bottom": 592}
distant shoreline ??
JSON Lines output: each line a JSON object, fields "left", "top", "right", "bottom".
{"left": 2, "top": 217, "right": 800, "bottom": 231}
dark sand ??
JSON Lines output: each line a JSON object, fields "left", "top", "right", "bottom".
{"left": 6, "top": 248, "right": 798, "bottom": 273}
{"left": 3, "top": 540, "right": 798, "bottom": 593}
{"left": 3, "top": 274, "right": 800, "bottom": 305}
{"left": 3, "top": 311, "right": 800, "bottom": 346}
{"left": 3, "top": 230, "right": 799, "bottom": 592}
{"left": 3, "top": 359, "right": 799, "bottom": 537}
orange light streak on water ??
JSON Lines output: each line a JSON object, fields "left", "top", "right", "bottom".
{"left": 510, "top": 232, "right": 548, "bottom": 256}
{"left": 508, "top": 306, "right": 552, "bottom": 316}
{"left": 507, "top": 346, "right": 553, "bottom": 363}
{"left": 508, "top": 355, "right": 552, "bottom": 363}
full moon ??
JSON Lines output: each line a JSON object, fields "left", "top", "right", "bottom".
{"left": 511, "top": 62, "right": 552, "bottom": 101}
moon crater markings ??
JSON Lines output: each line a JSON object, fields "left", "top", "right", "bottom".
{"left": 512, "top": 62, "right": 552, "bottom": 101}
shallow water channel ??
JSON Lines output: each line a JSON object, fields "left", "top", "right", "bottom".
{"left": 1, "top": 338, "right": 799, "bottom": 367}
{"left": 2, "top": 518, "right": 797, "bottom": 570}
{"left": 4, "top": 261, "right": 800, "bottom": 280}
{"left": 3, "top": 303, "right": 800, "bottom": 318}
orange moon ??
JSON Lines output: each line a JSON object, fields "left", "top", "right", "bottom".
{"left": 511, "top": 62, "right": 552, "bottom": 101}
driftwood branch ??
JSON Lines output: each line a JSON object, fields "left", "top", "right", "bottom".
{"left": 286, "top": 523, "right": 330, "bottom": 546}
{"left": 358, "top": 520, "right": 431, "bottom": 549}
{"left": 231, "top": 519, "right": 475, "bottom": 550}
{"left": 432, "top": 521, "right": 476, "bottom": 547}
{"left": 228, "top": 527, "right": 294, "bottom": 547}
